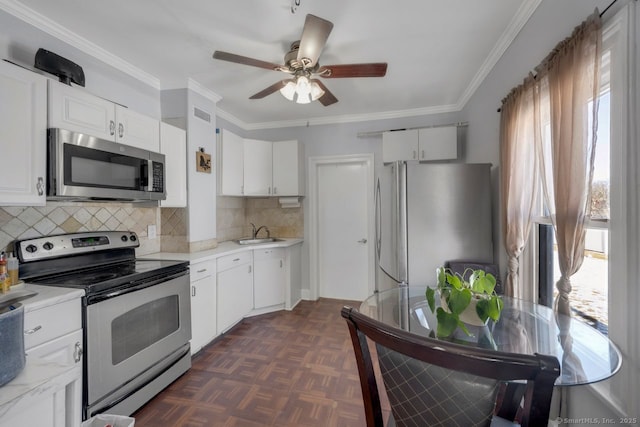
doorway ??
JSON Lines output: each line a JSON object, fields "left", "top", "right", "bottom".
{"left": 309, "top": 154, "right": 374, "bottom": 301}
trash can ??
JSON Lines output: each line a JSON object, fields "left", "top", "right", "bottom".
{"left": 81, "top": 414, "right": 135, "bottom": 427}
{"left": 0, "top": 303, "right": 25, "bottom": 387}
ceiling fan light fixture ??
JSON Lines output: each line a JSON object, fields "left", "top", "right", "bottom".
{"left": 310, "top": 81, "right": 325, "bottom": 101}
{"left": 295, "top": 75, "right": 312, "bottom": 104}
{"left": 279, "top": 81, "right": 296, "bottom": 101}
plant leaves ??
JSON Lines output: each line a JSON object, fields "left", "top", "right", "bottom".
{"left": 471, "top": 271, "right": 497, "bottom": 294}
{"left": 447, "top": 273, "right": 463, "bottom": 290}
{"left": 436, "top": 308, "right": 458, "bottom": 337}
{"left": 437, "top": 267, "right": 446, "bottom": 287}
{"left": 476, "top": 296, "right": 503, "bottom": 322}
{"left": 447, "top": 287, "right": 472, "bottom": 315}
{"left": 426, "top": 287, "right": 435, "bottom": 312}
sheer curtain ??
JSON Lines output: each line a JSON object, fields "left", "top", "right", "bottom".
{"left": 500, "top": 10, "right": 602, "bottom": 311}
{"left": 499, "top": 76, "right": 539, "bottom": 298}
{"left": 534, "top": 11, "right": 602, "bottom": 315}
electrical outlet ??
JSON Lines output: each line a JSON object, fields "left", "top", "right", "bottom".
{"left": 148, "top": 224, "right": 157, "bottom": 240}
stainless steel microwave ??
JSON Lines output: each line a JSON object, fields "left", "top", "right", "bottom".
{"left": 47, "top": 128, "right": 166, "bottom": 202}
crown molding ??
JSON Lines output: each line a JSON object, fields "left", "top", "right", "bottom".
{"left": 0, "top": 0, "right": 161, "bottom": 89}
{"left": 187, "top": 79, "right": 222, "bottom": 103}
{"left": 456, "top": 0, "right": 542, "bottom": 109}
{"left": 218, "top": 103, "right": 460, "bottom": 131}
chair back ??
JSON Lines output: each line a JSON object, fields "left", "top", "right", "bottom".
{"left": 341, "top": 306, "right": 560, "bottom": 427}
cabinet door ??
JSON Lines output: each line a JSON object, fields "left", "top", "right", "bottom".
{"left": 382, "top": 129, "right": 419, "bottom": 162}
{"left": 243, "top": 139, "right": 272, "bottom": 196}
{"left": 48, "top": 80, "right": 116, "bottom": 140}
{"left": 0, "top": 61, "right": 47, "bottom": 206}
{"left": 217, "top": 261, "right": 253, "bottom": 333}
{"left": 273, "top": 140, "right": 304, "bottom": 196}
{"left": 418, "top": 126, "right": 458, "bottom": 161}
{"left": 190, "top": 260, "right": 217, "bottom": 354}
{"left": 160, "top": 122, "right": 187, "bottom": 207}
{"left": 253, "top": 248, "right": 286, "bottom": 309}
{"left": 218, "top": 129, "right": 244, "bottom": 196}
{"left": 116, "top": 105, "right": 160, "bottom": 151}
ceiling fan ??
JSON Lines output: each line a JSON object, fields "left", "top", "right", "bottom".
{"left": 212, "top": 14, "right": 387, "bottom": 106}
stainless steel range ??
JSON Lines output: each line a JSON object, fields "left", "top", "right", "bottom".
{"left": 16, "top": 231, "right": 191, "bottom": 420}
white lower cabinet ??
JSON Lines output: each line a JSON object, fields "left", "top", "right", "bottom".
{"left": 253, "top": 248, "right": 286, "bottom": 309}
{"left": 189, "top": 259, "right": 217, "bottom": 354}
{"left": 217, "top": 252, "right": 253, "bottom": 333}
{"left": 0, "top": 295, "right": 83, "bottom": 427}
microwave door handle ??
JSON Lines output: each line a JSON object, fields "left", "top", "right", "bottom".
{"left": 141, "top": 160, "right": 150, "bottom": 190}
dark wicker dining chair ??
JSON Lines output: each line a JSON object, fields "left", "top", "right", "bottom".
{"left": 341, "top": 306, "right": 560, "bottom": 427}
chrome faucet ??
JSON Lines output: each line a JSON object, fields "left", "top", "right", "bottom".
{"left": 250, "top": 223, "right": 270, "bottom": 239}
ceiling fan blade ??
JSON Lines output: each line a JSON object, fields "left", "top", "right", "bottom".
{"left": 311, "top": 79, "right": 338, "bottom": 106}
{"left": 213, "top": 50, "right": 283, "bottom": 71}
{"left": 297, "top": 14, "right": 333, "bottom": 68}
{"left": 249, "top": 80, "right": 293, "bottom": 99}
{"left": 318, "top": 63, "right": 388, "bottom": 78}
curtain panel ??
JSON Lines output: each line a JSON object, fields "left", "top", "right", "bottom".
{"left": 499, "top": 10, "right": 602, "bottom": 313}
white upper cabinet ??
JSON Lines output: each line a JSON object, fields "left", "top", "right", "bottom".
{"left": 0, "top": 61, "right": 47, "bottom": 206}
{"left": 48, "top": 80, "right": 160, "bottom": 151}
{"left": 160, "top": 122, "right": 187, "bottom": 207}
{"left": 418, "top": 126, "right": 458, "bottom": 161}
{"left": 218, "top": 128, "right": 304, "bottom": 197}
{"left": 217, "top": 128, "right": 244, "bottom": 196}
{"left": 382, "top": 129, "right": 419, "bottom": 162}
{"left": 273, "top": 140, "right": 305, "bottom": 196}
{"left": 382, "top": 126, "right": 457, "bottom": 163}
{"left": 243, "top": 138, "right": 273, "bottom": 196}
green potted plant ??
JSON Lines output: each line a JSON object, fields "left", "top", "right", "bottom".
{"left": 426, "top": 266, "right": 504, "bottom": 337}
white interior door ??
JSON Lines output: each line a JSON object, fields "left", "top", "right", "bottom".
{"left": 316, "top": 160, "right": 371, "bottom": 300}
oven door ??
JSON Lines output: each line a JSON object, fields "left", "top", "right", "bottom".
{"left": 85, "top": 272, "right": 191, "bottom": 408}
{"left": 48, "top": 128, "right": 165, "bottom": 201}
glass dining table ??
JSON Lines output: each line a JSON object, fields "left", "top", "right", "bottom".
{"left": 359, "top": 286, "right": 622, "bottom": 386}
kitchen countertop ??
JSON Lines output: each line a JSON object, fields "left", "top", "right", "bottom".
{"left": 0, "top": 285, "right": 83, "bottom": 419}
{"left": 143, "top": 238, "right": 304, "bottom": 263}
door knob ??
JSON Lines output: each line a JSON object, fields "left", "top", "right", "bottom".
{"left": 358, "top": 238, "right": 367, "bottom": 244}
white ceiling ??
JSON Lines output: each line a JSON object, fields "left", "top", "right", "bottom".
{"left": 4, "top": 0, "right": 540, "bottom": 129}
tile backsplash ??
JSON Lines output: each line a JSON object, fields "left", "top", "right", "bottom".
{"left": 0, "top": 202, "right": 161, "bottom": 255}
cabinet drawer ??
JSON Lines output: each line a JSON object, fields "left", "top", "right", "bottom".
{"left": 253, "top": 248, "right": 285, "bottom": 261}
{"left": 217, "top": 252, "right": 252, "bottom": 272}
{"left": 24, "top": 299, "right": 81, "bottom": 350}
{"left": 190, "top": 259, "right": 216, "bottom": 282}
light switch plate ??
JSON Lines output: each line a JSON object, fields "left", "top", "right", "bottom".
{"left": 148, "top": 224, "right": 157, "bottom": 239}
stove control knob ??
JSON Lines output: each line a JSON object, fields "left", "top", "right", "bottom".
{"left": 129, "top": 234, "right": 137, "bottom": 242}
{"left": 121, "top": 235, "right": 128, "bottom": 242}
{"left": 43, "top": 242, "right": 54, "bottom": 251}
{"left": 25, "top": 244, "right": 38, "bottom": 253}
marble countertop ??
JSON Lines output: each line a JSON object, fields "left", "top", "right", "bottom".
{"left": 143, "top": 238, "right": 304, "bottom": 264}
{"left": 0, "top": 357, "right": 81, "bottom": 419}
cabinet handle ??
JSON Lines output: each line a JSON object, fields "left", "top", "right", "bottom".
{"left": 74, "top": 342, "right": 83, "bottom": 363}
{"left": 241, "top": 185, "right": 244, "bottom": 194}
{"left": 274, "top": 187, "right": 277, "bottom": 195}
{"left": 110, "top": 120, "right": 116, "bottom": 136}
{"left": 36, "top": 177, "right": 44, "bottom": 196}
{"left": 196, "top": 269, "right": 207, "bottom": 273}
{"left": 280, "top": 260, "right": 283, "bottom": 268}
{"left": 268, "top": 186, "right": 271, "bottom": 195}
{"left": 191, "top": 285, "right": 196, "bottom": 297}
{"left": 248, "top": 265, "right": 252, "bottom": 273}
{"left": 413, "top": 150, "right": 417, "bottom": 159}
{"left": 421, "top": 149, "right": 425, "bottom": 159}
{"left": 233, "top": 258, "right": 240, "bottom": 262}
{"left": 118, "top": 123, "right": 124, "bottom": 138}
{"left": 24, "top": 325, "right": 42, "bottom": 335}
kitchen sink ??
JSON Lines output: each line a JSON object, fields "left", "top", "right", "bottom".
{"left": 235, "top": 238, "right": 284, "bottom": 245}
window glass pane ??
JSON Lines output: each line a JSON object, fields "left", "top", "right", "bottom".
{"left": 590, "top": 90, "right": 610, "bottom": 220}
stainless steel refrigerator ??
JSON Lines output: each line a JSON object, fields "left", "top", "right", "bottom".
{"left": 375, "top": 162, "right": 494, "bottom": 291}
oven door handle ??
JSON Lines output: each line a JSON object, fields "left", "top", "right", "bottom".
{"left": 87, "top": 269, "right": 188, "bottom": 304}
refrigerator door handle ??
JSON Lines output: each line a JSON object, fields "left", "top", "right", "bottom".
{"left": 375, "top": 178, "right": 382, "bottom": 260}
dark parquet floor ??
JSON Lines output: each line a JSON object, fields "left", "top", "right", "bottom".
{"left": 133, "top": 298, "right": 387, "bottom": 426}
